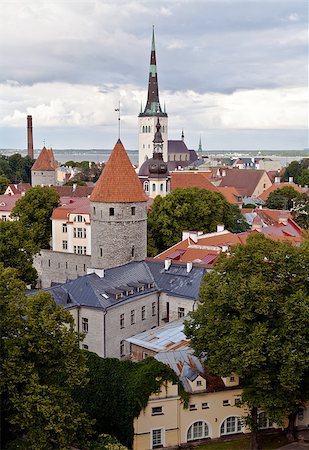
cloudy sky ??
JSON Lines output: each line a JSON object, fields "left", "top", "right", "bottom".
{"left": 0, "top": 0, "right": 308, "bottom": 151}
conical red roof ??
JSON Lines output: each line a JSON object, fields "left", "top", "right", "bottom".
{"left": 90, "top": 139, "right": 147, "bottom": 203}
{"left": 32, "top": 147, "right": 57, "bottom": 171}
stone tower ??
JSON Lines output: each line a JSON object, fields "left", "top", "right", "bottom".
{"left": 138, "top": 26, "right": 168, "bottom": 166}
{"left": 31, "top": 146, "right": 57, "bottom": 186}
{"left": 90, "top": 139, "right": 147, "bottom": 270}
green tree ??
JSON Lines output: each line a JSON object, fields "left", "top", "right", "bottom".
{"left": 148, "top": 187, "right": 236, "bottom": 254}
{"left": 0, "top": 175, "right": 10, "bottom": 194}
{"left": 283, "top": 159, "right": 309, "bottom": 185}
{"left": 0, "top": 221, "right": 37, "bottom": 286}
{"left": 298, "top": 168, "right": 309, "bottom": 187}
{"left": 185, "top": 235, "right": 309, "bottom": 450}
{"left": 0, "top": 266, "right": 92, "bottom": 449}
{"left": 265, "top": 186, "right": 300, "bottom": 210}
{"left": 230, "top": 204, "right": 250, "bottom": 233}
{"left": 75, "top": 352, "right": 187, "bottom": 448}
{"left": 12, "top": 186, "right": 60, "bottom": 250}
{"left": 291, "top": 193, "right": 309, "bottom": 229}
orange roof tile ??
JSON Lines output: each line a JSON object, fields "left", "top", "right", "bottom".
{"left": 90, "top": 139, "right": 147, "bottom": 203}
{"left": 171, "top": 172, "right": 218, "bottom": 192}
{"left": 32, "top": 147, "right": 57, "bottom": 171}
{"left": 258, "top": 182, "right": 306, "bottom": 201}
{"left": 217, "top": 186, "right": 242, "bottom": 204}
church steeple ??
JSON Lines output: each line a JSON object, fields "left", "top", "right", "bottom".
{"left": 140, "top": 26, "right": 167, "bottom": 117}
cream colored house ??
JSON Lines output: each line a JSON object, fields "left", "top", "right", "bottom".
{"left": 51, "top": 197, "right": 91, "bottom": 255}
{"left": 129, "top": 319, "right": 308, "bottom": 449}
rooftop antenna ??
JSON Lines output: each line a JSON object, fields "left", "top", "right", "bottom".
{"left": 115, "top": 101, "right": 121, "bottom": 140}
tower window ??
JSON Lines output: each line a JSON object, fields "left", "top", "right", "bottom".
{"left": 109, "top": 207, "right": 114, "bottom": 216}
{"left": 131, "top": 206, "right": 136, "bottom": 216}
{"left": 152, "top": 184, "right": 156, "bottom": 192}
{"left": 93, "top": 207, "right": 96, "bottom": 215}
{"left": 131, "top": 246, "right": 135, "bottom": 258}
{"left": 160, "top": 184, "right": 163, "bottom": 191}
{"left": 100, "top": 248, "right": 103, "bottom": 257}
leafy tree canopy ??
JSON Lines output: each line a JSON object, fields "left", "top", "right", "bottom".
{"left": 12, "top": 186, "right": 60, "bottom": 250}
{"left": 265, "top": 186, "right": 301, "bottom": 210}
{"left": 185, "top": 234, "right": 309, "bottom": 449}
{"left": 0, "top": 175, "right": 10, "bottom": 194}
{"left": 283, "top": 159, "right": 309, "bottom": 186}
{"left": 147, "top": 187, "right": 247, "bottom": 254}
{"left": 291, "top": 193, "right": 309, "bottom": 229}
{"left": 0, "top": 266, "right": 92, "bottom": 449}
{"left": 0, "top": 220, "right": 37, "bottom": 286}
{"left": 75, "top": 352, "right": 188, "bottom": 448}
{"left": 0, "top": 154, "right": 34, "bottom": 184}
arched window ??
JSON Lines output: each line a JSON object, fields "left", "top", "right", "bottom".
{"left": 144, "top": 181, "right": 149, "bottom": 193}
{"left": 220, "top": 417, "right": 242, "bottom": 436}
{"left": 73, "top": 215, "right": 85, "bottom": 223}
{"left": 258, "top": 412, "right": 273, "bottom": 429}
{"left": 187, "top": 421, "right": 209, "bottom": 441}
{"left": 152, "top": 183, "right": 156, "bottom": 192}
{"left": 142, "top": 126, "right": 145, "bottom": 133}
{"left": 160, "top": 183, "right": 163, "bottom": 192}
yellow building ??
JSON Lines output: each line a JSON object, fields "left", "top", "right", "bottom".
{"left": 129, "top": 319, "right": 308, "bottom": 449}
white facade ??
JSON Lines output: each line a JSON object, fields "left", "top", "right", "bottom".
{"left": 138, "top": 115, "right": 168, "bottom": 165}
{"left": 52, "top": 212, "right": 91, "bottom": 256}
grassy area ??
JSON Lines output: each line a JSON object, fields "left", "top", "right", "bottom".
{"left": 196, "top": 433, "right": 289, "bottom": 450}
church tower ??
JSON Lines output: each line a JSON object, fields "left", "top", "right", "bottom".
{"left": 90, "top": 139, "right": 147, "bottom": 270}
{"left": 148, "top": 118, "right": 169, "bottom": 198}
{"left": 138, "top": 27, "right": 168, "bottom": 166}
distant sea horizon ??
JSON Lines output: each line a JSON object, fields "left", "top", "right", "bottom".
{"left": 0, "top": 148, "right": 308, "bottom": 167}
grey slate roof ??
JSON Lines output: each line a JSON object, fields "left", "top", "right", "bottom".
{"left": 46, "top": 261, "right": 155, "bottom": 310}
{"left": 46, "top": 260, "right": 206, "bottom": 310}
{"left": 146, "top": 260, "right": 206, "bottom": 300}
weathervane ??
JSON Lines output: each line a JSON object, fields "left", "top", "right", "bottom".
{"left": 115, "top": 101, "right": 121, "bottom": 139}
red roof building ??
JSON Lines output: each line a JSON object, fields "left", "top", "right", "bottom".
{"left": 90, "top": 139, "right": 147, "bottom": 203}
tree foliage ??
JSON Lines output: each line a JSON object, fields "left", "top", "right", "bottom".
{"left": 75, "top": 352, "right": 188, "bottom": 448}
{"left": 0, "top": 266, "right": 92, "bottom": 449}
{"left": 12, "top": 186, "right": 60, "bottom": 250}
{"left": 185, "top": 235, "right": 309, "bottom": 449}
{"left": 283, "top": 158, "right": 309, "bottom": 186}
{"left": 0, "top": 175, "right": 10, "bottom": 194}
{"left": 0, "top": 221, "right": 37, "bottom": 286}
{"left": 291, "top": 193, "right": 309, "bottom": 229}
{"left": 265, "top": 186, "right": 301, "bottom": 210}
{"left": 147, "top": 187, "right": 245, "bottom": 254}
{"left": 0, "top": 154, "right": 34, "bottom": 184}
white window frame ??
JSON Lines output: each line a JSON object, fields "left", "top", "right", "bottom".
{"left": 81, "top": 317, "right": 88, "bottom": 333}
{"left": 151, "top": 428, "right": 164, "bottom": 449}
{"left": 220, "top": 416, "right": 242, "bottom": 436}
{"left": 187, "top": 421, "right": 210, "bottom": 442}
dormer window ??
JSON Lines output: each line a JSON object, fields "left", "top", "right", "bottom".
{"left": 115, "top": 293, "right": 123, "bottom": 300}
{"left": 126, "top": 289, "right": 134, "bottom": 296}
{"left": 74, "top": 215, "right": 85, "bottom": 223}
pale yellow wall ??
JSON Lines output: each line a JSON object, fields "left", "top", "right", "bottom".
{"left": 134, "top": 382, "right": 250, "bottom": 449}
{"left": 252, "top": 173, "right": 272, "bottom": 198}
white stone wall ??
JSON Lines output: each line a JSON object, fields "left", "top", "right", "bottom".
{"left": 138, "top": 116, "right": 168, "bottom": 165}
{"left": 31, "top": 170, "right": 57, "bottom": 187}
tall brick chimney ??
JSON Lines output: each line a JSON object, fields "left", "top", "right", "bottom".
{"left": 27, "top": 115, "right": 34, "bottom": 160}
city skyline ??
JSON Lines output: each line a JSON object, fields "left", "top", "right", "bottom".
{"left": 0, "top": 0, "right": 308, "bottom": 151}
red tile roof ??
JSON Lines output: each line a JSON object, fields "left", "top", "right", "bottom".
{"left": 220, "top": 169, "right": 270, "bottom": 197}
{"left": 52, "top": 185, "right": 93, "bottom": 197}
{"left": 51, "top": 197, "right": 90, "bottom": 220}
{"left": 171, "top": 171, "right": 218, "bottom": 193}
{"left": 90, "top": 139, "right": 147, "bottom": 203}
{"left": 4, "top": 183, "right": 31, "bottom": 195}
{"left": 258, "top": 182, "right": 306, "bottom": 201}
{"left": 32, "top": 147, "right": 57, "bottom": 171}
{"left": 217, "top": 186, "right": 242, "bottom": 204}
{"left": 0, "top": 194, "right": 21, "bottom": 211}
